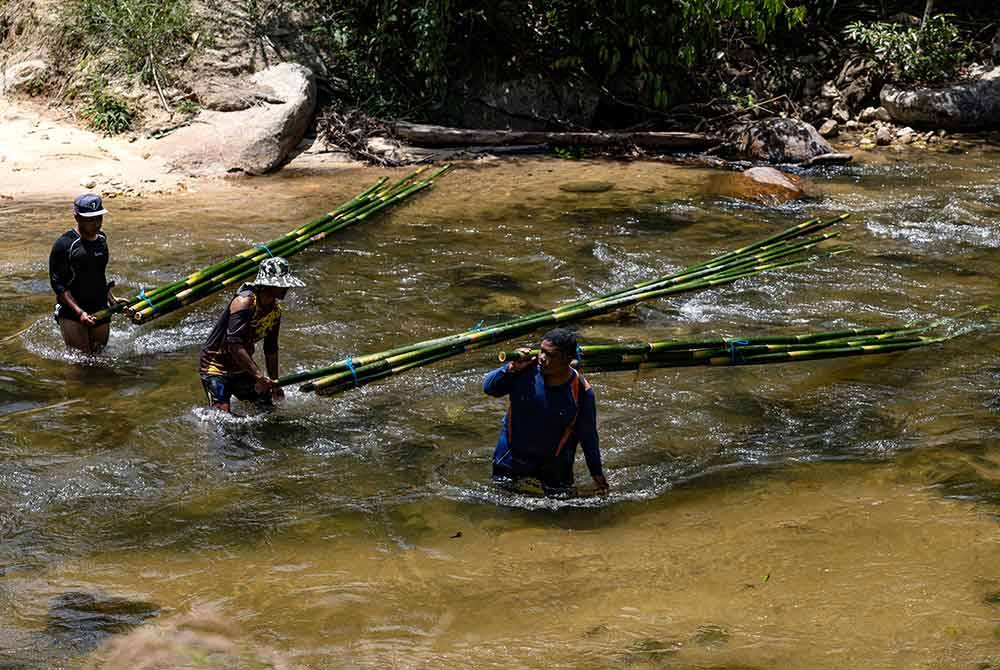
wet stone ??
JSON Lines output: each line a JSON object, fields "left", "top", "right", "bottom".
{"left": 46, "top": 591, "right": 160, "bottom": 652}
{"left": 691, "top": 623, "right": 730, "bottom": 647}
{"left": 558, "top": 180, "right": 614, "bottom": 193}
{"left": 449, "top": 266, "right": 522, "bottom": 291}
{"left": 619, "top": 636, "right": 681, "bottom": 667}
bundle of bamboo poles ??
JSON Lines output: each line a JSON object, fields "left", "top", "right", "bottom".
{"left": 90, "top": 165, "right": 453, "bottom": 324}
{"left": 497, "top": 320, "right": 959, "bottom": 373}
{"left": 279, "top": 213, "right": 852, "bottom": 396}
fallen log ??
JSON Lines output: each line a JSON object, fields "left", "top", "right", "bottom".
{"left": 392, "top": 122, "right": 719, "bottom": 151}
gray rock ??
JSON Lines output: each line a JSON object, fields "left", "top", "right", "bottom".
{"left": 0, "top": 59, "right": 48, "bottom": 95}
{"left": 818, "top": 119, "right": 839, "bottom": 137}
{"left": 874, "top": 106, "right": 892, "bottom": 122}
{"left": 801, "top": 152, "right": 853, "bottom": 166}
{"left": 153, "top": 63, "right": 316, "bottom": 175}
{"left": 821, "top": 81, "right": 840, "bottom": 99}
{"left": 195, "top": 77, "right": 282, "bottom": 112}
{"left": 832, "top": 100, "right": 851, "bottom": 123}
{"left": 811, "top": 98, "right": 834, "bottom": 118}
{"left": 881, "top": 66, "right": 1000, "bottom": 129}
{"left": 876, "top": 126, "right": 892, "bottom": 145}
{"left": 859, "top": 107, "right": 878, "bottom": 123}
{"left": 845, "top": 119, "right": 860, "bottom": 130}
{"left": 735, "top": 117, "right": 836, "bottom": 164}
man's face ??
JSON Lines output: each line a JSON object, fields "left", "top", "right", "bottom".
{"left": 75, "top": 214, "right": 102, "bottom": 236}
{"left": 538, "top": 339, "right": 570, "bottom": 375}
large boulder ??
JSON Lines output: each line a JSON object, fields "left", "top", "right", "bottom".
{"left": 880, "top": 66, "right": 1000, "bottom": 129}
{"left": 735, "top": 118, "right": 837, "bottom": 164}
{"left": 0, "top": 59, "right": 49, "bottom": 95}
{"left": 152, "top": 63, "right": 316, "bottom": 175}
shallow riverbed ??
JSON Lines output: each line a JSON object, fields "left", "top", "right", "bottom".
{"left": 1, "top": 152, "right": 998, "bottom": 668}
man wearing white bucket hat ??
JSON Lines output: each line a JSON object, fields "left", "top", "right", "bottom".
{"left": 198, "top": 256, "right": 305, "bottom": 413}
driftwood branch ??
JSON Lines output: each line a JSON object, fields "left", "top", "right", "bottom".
{"left": 391, "top": 123, "right": 718, "bottom": 151}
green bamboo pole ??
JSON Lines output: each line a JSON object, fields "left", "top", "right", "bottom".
{"left": 278, "top": 215, "right": 850, "bottom": 388}
{"left": 90, "top": 175, "right": 397, "bottom": 322}
{"left": 497, "top": 332, "right": 929, "bottom": 363}
{"left": 129, "top": 165, "right": 452, "bottom": 323}
{"left": 132, "top": 178, "right": 434, "bottom": 320}
{"left": 579, "top": 338, "right": 949, "bottom": 372}
{"left": 297, "top": 248, "right": 844, "bottom": 394}
{"left": 128, "top": 170, "right": 426, "bottom": 313}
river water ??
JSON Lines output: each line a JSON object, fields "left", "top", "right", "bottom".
{"left": 0, "top": 152, "right": 998, "bottom": 668}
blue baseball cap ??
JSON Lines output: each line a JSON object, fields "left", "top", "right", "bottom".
{"left": 73, "top": 193, "right": 108, "bottom": 218}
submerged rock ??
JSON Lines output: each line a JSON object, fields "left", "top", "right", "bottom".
{"left": 87, "top": 607, "right": 291, "bottom": 670}
{"left": 558, "top": 180, "right": 614, "bottom": 193}
{"left": 711, "top": 166, "right": 807, "bottom": 204}
{"left": 881, "top": 66, "right": 1000, "bottom": 129}
{"left": 735, "top": 117, "right": 838, "bottom": 164}
{"left": 46, "top": 591, "right": 159, "bottom": 653}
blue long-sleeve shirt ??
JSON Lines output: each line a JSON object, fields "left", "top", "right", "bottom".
{"left": 484, "top": 363, "right": 602, "bottom": 484}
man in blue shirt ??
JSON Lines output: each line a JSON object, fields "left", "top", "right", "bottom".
{"left": 484, "top": 328, "right": 609, "bottom": 495}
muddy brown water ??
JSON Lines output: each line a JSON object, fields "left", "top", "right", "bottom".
{"left": 0, "top": 154, "right": 998, "bottom": 668}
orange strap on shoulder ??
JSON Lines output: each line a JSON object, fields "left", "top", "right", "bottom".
{"left": 554, "top": 371, "right": 586, "bottom": 457}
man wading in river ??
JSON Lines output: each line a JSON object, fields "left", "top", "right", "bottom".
{"left": 484, "top": 328, "right": 609, "bottom": 495}
{"left": 198, "top": 257, "right": 304, "bottom": 413}
{"left": 48, "top": 193, "right": 121, "bottom": 354}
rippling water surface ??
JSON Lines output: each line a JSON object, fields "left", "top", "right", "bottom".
{"left": 1, "top": 153, "right": 998, "bottom": 668}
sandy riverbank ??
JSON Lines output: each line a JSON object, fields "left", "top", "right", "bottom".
{"left": 0, "top": 97, "right": 365, "bottom": 202}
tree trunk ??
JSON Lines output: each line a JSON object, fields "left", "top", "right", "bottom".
{"left": 921, "top": 0, "right": 935, "bottom": 28}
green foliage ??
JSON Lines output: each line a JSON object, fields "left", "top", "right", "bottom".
{"left": 553, "top": 145, "right": 584, "bottom": 160}
{"left": 845, "top": 14, "right": 971, "bottom": 83}
{"left": 175, "top": 99, "right": 200, "bottom": 117}
{"left": 64, "top": 0, "right": 197, "bottom": 87}
{"left": 81, "top": 78, "right": 134, "bottom": 135}
{"left": 288, "top": 0, "right": 806, "bottom": 114}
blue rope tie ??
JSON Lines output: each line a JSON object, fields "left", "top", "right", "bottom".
{"left": 470, "top": 319, "right": 485, "bottom": 332}
{"left": 138, "top": 287, "right": 157, "bottom": 313}
{"left": 258, "top": 244, "right": 275, "bottom": 258}
{"left": 727, "top": 339, "right": 750, "bottom": 364}
{"left": 576, "top": 344, "right": 584, "bottom": 364}
{"left": 344, "top": 355, "right": 360, "bottom": 387}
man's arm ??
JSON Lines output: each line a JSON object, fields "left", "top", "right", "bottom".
{"left": 224, "top": 295, "right": 272, "bottom": 390}
{"left": 264, "top": 318, "right": 282, "bottom": 399}
{"left": 578, "top": 388, "right": 608, "bottom": 491}
{"left": 484, "top": 350, "right": 535, "bottom": 397}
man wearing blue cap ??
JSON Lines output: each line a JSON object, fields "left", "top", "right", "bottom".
{"left": 48, "top": 193, "right": 121, "bottom": 353}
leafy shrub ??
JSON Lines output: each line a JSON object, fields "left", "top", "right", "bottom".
{"left": 175, "top": 99, "right": 200, "bottom": 117}
{"left": 63, "top": 0, "right": 197, "bottom": 87}
{"left": 845, "top": 14, "right": 971, "bottom": 84}
{"left": 291, "top": 0, "right": 807, "bottom": 115}
{"left": 81, "top": 79, "right": 134, "bottom": 134}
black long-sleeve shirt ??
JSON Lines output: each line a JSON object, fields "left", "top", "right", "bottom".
{"left": 48, "top": 229, "right": 110, "bottom": 318}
